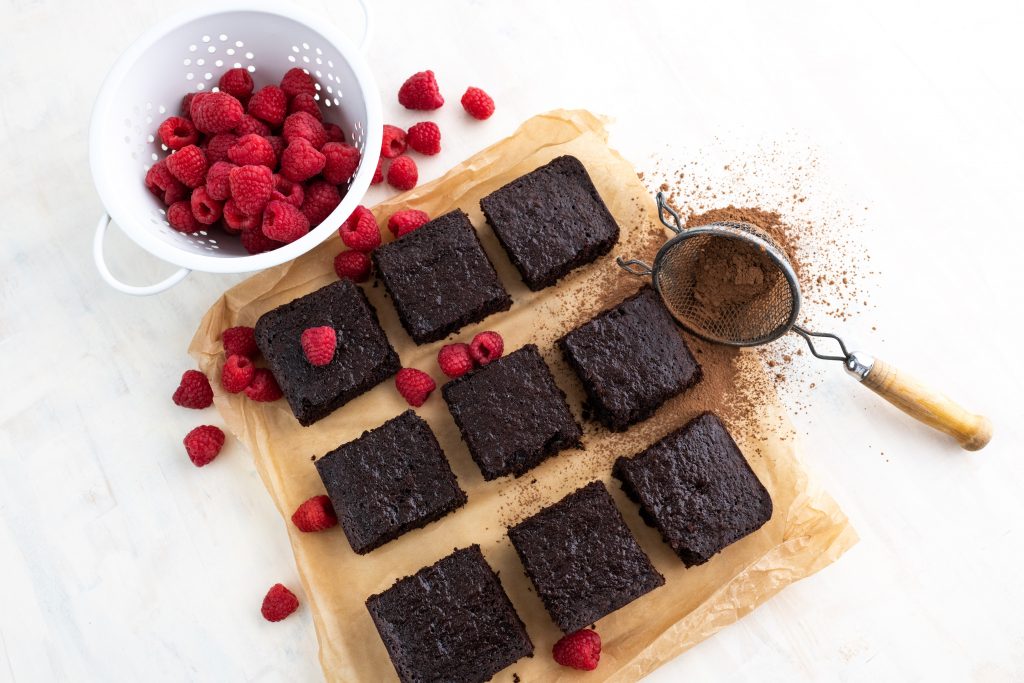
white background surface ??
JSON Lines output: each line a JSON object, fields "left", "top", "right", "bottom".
{"left": 2, "top": 0, "right": 1023, "bottom": 680}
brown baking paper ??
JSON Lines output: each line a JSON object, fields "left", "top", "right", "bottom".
{"left": 190, "top": 110, "right": 857, "bottom": 682}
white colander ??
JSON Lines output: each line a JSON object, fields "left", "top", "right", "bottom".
{"left": 89, "top": 1, "right": 381, "bottom": 295}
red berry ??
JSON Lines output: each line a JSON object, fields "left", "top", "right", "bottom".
{"left": 333, "top": 250, "right": 372, "bottom": 282}
{"left": 248, "top": 85, "right": 288, "bottom": 127}
{"left": 228, "top": 133, "right": 276, "bottom": 168}
{"left": 205, "top": 161, "right": 236, "bottom": 201}
{"left": 218, "top": 67, "right": 254, "bottom": 100}
{"left": 469, "top": 331, "right": 504, "bottom": 366}
{"left": 234, "top": 114, "right": 271, "bottom": 136}
{"left": 245, "top": 368, "right": 283, "bottom": 401}
{"left": 192, "top": 92, "right": 244, "bottom": 134}
{"left": 183, "top": 425, "right": 226, "bottom": 467}
{"left": 228, "top": 164, "right": 274, "bottom": 215}
{"left": 321, "top": 142, "right": 360, "bottom": 185}
{"left": 288, "top": 92, "right": 323, "bottom": 121}
{"left": 553, "top": 629, "right": 601, "bottom": 671}
{"left": 386, "top": 156, "right": 418, "bottom": 191}
{"left": 280, "top": 67, "right": 317, "bottom": 98}
{"left": 181, "top": 92, "right": 198, "bottom": 117}
{"left": 167, "top": 200, "right": 200, "bottom": 233}
{"left": 291, "top": 495, "right": 338, "bottom": 532}
{"left": 145, "top": 160, "right": 187, "bottom": 205}
{"left": 300, "top": 326, "right": 337, "bottom": 366}
{"left": 222, "top": 326, "right": 258, "bottom": 358}
{"left": 461, "top": 87, "right": 495, "bottom": 120}
{"left": 265, "top": 135, "right": 285, "bottom": 159}
{"left": 280, "top": 138, "right": 326, "bottom": 182}
{"left": 190, "top": 187, "right": 223, "bottom": 225}
{"left": 282, "top": 111, "right": 327, "bottom": 149}
{"left": 224, "top": 199, "right": 262, "bottom": 233}
{"left": 437, "top": 343, "right": 474, "bottom": 378}
{"left": 406, "top": 121, "right": 441, "bottom": 155}
{"left": 271, "top": 174, "right": 304, "bottom": 207}
{"left": 371, "top": 157, "right": 384, "bottom": 185}
{"left": 205, "top": 133, "right": 238, "bottom": 164}
{"left": 300, "top": 181, "right": 341, "bottom": 226}
{"left": 221, "top": 354, "right": 255, "bottom": 393}
{"left": 395, "top": 368, "right": 435, "bottom": 407}
{"left": 338, "top": 206, "right": 381, "bottom": 252}
{"left": 387, "top": 209, "right": 430, "bottom": 238}
{"left": 173, "top": 369, "right": 213, "bottom": 409}
{"left": 262, "top": 200, "right": 310, "bottom": 244}
{"left": 398, "top": 70, "right": 444, "bottom": 110}
{"left": 381, "top": 124, "right": 407, "bottom": 159}
{"left": 324, "top": 122, "right": 345, "bottom": 142}
{"left": 261, "top": 583, "right": 299, "bottom": 622}
{"left": 157, "top": 116, "right": 199, "bottom": 150}
{"left": 240, "top": 227, "right": 281, "bottom": 254}
{"left": 166, "top": 144, "right": 208, "bottom": 188}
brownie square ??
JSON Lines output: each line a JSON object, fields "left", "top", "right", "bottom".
{"left": 442, "top": 345, "right": 582, "bottom": 481}
{"left": 559, "top": 286, "right": 703, "bottom": 431}
{"left": 480, "top": 155, "right": 620, "bottom": 290}
{"left": 613, "top": 412, "right": 773, "bottom": 567}
{"left": 372, "top": 209, "right": 512, "bottom": 344}
{"left": 254, "top": 280, "right": 400, "bottom": 426}
{"left": 507, "top": 481, "right": 664, "bottom": 633}
{"left": 366, "top": 545, "right": 534, "bottom": 683}
{"left": 315, "top": 410, "right": 467, "bottom": 554}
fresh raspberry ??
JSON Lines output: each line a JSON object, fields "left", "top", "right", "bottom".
{"left": 221, "top": 354, "right": 255, "bottom": 393}
{"left": 321, "top": 142, "right": 360, "bottom": 185}
{"left": 406, "top": 121, "right": 441, "bottom": 155}
{"left": 552, "top": 629, "right": 601, "bottom": 671}
{"left": 338, "top": 206, "right": 380, "bottom": 252}
{"left": 371, "top": 158, "right": 384, "bottom": 185}
{"left": 300, "top": 181, "right": 341, "bottom": 226}
{"left": 280, "top": 67, "right": 317, "bottom": 98}
{"left": 261, "top": 583, "right": 299, "bottom": 622}
{"left": 324, "top": 122, "right": 345, "bottom": 142}
{"left": 300, "top": 326, "right": 336, "bottom": 366}
{"left": 233, "top": 114, "right": 271, "bottom": 137}
{"left": 247, "top": 85, "right": 288, "bottom": 127}
{"left": 188, "top": 92, "right": 211, "bottom": 119}
{"left": 167, "top": 200, "right": 200, "bottom": 233}
{"left": 387, "top": 209, "right": 430, "bottom": 237}
{"left": 282, "top": 111, "right": 327, "bottom": 149}
{"left": 333, "top": 250, "right": 372, "bottom": 282}
{"left": 437, "top": 343, "right": 474, "bottom": 378}
{"left": 469, "top": 330, "right": 504, "bottom": 366}
{"left": 173, "top": 369, "right": 213, "bottom": 409}
{"left": 265, "top": 135, "right": 285, "bottom": 160}
{"left": 288, "top": 92, "right": 323, "bottom": 121}
{"left": 386, "top": 155, "right": 418, "bottom": 191}
{"left": 183, "top": 425, "right": 225, "bottom": 467}
{"left": 395, "top": 368, "right": 436, "bottom": 407}
{"left": 166, "top": 144, "right": 208, "bottom": 188}
{"left": 205, "top": 133, "right": 238, "bottom": 164}
{"left": 145, "top": 160, "right": 187, "bottom": 205}
{"left": 398, "top": 70, "right": 444, "bottom": 110}
{"left": 157, "top": 116, "right": 199, "bottom": 150}
{"left": 271, "top": 175, "right": 304, "bottom": 207}
{"left": 190, "top": 187, "right": 223, "bottom": 225}
{"left": 192, "top": 92, "right": 244, "bottom": 134}
{"left": 218, "top": 67, "right": 254, "bottom": 100}
{"left": 222, "top": 326, "right": 258, "bottom": 358}
{"left": 240, "top": 227, "right": 281, "bottom": 254}
{"left": 461, "top": 87, "right": 495, "bottom": 120}
{"left": 291, "top": 495, "right": 338, "bottom": 532}
{"left": 262, "top": 200, "right": 310, "bottom": 243}
{"left": 228, "top": 133, "right": 276, "bottom": 168}
{"left": 205, "top": 161, "right": 236, "bottom": 201}
{"left": 224, "top": 199, "right": 262, "bottom": 232}
{"left": 228, "top": 164, "right": 274, "bottom": 215}
{"left": 181, "top": 92, "right": 199, "bottom": 117}
{"left": 381, "top": 124, "right": 407, "bottom": 159}
{"left": 280, "top": 138, "right": 326, "bottom": 182}
{"left": 245, "top": 368, "right": 283, "bottom": 401}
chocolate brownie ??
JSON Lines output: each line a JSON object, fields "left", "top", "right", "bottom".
{"left": 442, "top": 345, "right": 582, "bottom": 481}
{"left": 479, "top": 155, "right": 620, "bottom": 290}
{"left": 613, "top": 412, "right": 773, "bottom": 567}
{"left": 254, "top": 279, "right": 400, "bottom": 426}
{"left": 372, "top": 209, "right": 512, "bottom": 344}
{"left": 315, "top": 410, "right": 467, "bottom": 554}
{"left": 366, "top": 545, "right": 534, "bottom": 683}
{"left": 507, "top": 481, "right": 664, "bottom": 633}
{"left": 559, "top": 286, "right": 703, "bottom": 431}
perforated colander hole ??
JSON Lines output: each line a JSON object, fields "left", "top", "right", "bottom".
{"left": 215, "top": 60, "right": 223, "bottom": 67}
{"left": 204, "top": 73, "right": 213, "bottom": 80}
{"left": 202, "top": 35, "right": 211, "bottom": 43}
{"left": 302, "top": 55, "right": 310, "bottom": 63}
{"left": 158, "top": 105, "right": 166, "bottom": 114}
{"left": 246, "top": 65, "right": 255, "bottom": 73}
{"left": 196, "top": 82, "right": 205, "bottom": 90}
{"left": 291, "top": 45, "right": 300, "bottom": 53}
{"left": 245, "top": 51, "right": 253, "bottom": 59}
{"left": 207, "top": 45, "right": 216, "bottom": 54}
{"left": 196, "top": 58, "right": 205, "bottom": 66}
{"left": 288, "top": 55, "right": 296, "bottom": 63}
{"left": 226, "top": 48, "right": 235, "bottom": 56}
{"left": 186, "top": 73, "right": 194, "bottom": 80}
{"left": 189, "top": 44, "right": 197, "bottom": 52}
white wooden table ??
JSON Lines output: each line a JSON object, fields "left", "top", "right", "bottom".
{"left": 2, "top": 0, "right": 1022, "bottom": 680}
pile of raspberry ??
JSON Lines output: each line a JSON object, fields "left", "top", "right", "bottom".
{"left": 145, "top": 67, "right": 362, "bottom": 253}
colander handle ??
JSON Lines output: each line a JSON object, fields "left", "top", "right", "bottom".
{"left": 352, "top": 0, "right": 372, "bottom": 49}
{"left": 93, "top": 213, "right": 191, "bottom": 295}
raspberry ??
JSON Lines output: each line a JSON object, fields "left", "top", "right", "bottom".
{"left": 437, "top": 343, "right": 474, "bottom": 378}
{"left": 218, "top": 67, "right": 254, "bottom": 100}
{"left": 461, "top": 87, "right": 495, "bottom": 120}
{"left": 181, "top": 92, "right": 198, "bottom": 117}
{"left": 205, "top": 161, "right": 236, "bottom": 201}
{"left": 190, "top": 187, "right": 223, "bottom": 225}
{"left": 262, "top": 200, "right": 310, "bottom": 244}
{"left": 224, "top": 199, "right": 262, "bottom": 232}
{"left": 233, "top": 114, "right": 271, "bottom": 137}
{"left": 192, "top": 92, "right": 244, "bottom": 134}
{"left": 188, "top": 92, "right": 211, "bottom": 119}
{"left": 240, "top": 227, "right": 281, "bottom": 254}
{"left": 265, "top": 135, "right": 285, "bottom": 159}
{"left": 261, "top": 583, "right": 299, "bottom": 622}
{"left": 167, "top": 200, "right": 200, "bottom": 233}
{"left": 166, "top": 144, "right": 208, "bottom": 188}
{"left": 469, "top": 331, "right": 504, "bottom": 366}
{"left": 228, "top": 164, "right": 274, "bottom": 215}
{"left": 288, "top": 92, "right": 323, "bottom": 121}
{"left": 398, "top": 70, "right": 444, "bottom": 110}
{"left": 222, "top": 326, "right": 258, "bottom": 358}
{"left": 221, "top": 354, "right": 255, "bottom": 393}
{"left": 300, "top": 326, "right": 336, "bottom": 366}
{"left": 245, "top": 368, "right": 283, "bottom": 401}
{"left": 333, "top": 250, "right": 372, "bottom": 282}
{"left": 395, "top": 368, "right": 435, "bottom": 407}
{"left": 280, "top": 138, "right": 326, "bottom": 182}
{"left": 371, "top": 157, "right": 384, "bottom": 185}
{"left": 271, "top": 174, "right": 304, "bottom": 207}
{"left": 406, "top": 121, "right": 441, "bottom": 156}
{"left": 387, "top": 209, "right": 430, "bottom": 237}
{"left": 280, "top": 67, "right": 317, "bottom": 98}
{"left": 338, "top": 206, "right": 380, "bottom": 252}
{"left": 324, "top": 122, "right": 345, "bottom": 142}
{"left": 321, "top": 142, "right": 360, "bottom": 185}
{"left": 248, "top": 85, "right": 288, "bottom": 127}
{"left": 552, "top": 629, "right": 601, "bottom": 671}
{"left": 183, "top": 425, "right": 225, "bottom": 467}
{"left": 173, "top": 369, "right": 213, "bottom": 409}
{"left": 381, "top": 124, "right": 407, "bottom": 159}
{"left": 291, "top": 495, "right": 338, "bottom": 532}
{"left": 157, "top": 116, "right": 199, "bottom": 150}
{"left": 386, "top": 156, "right": 418, "bottom": 191}
{"left": 145, "top": 160, "right": 187, "bottom": 205}
{"left": 300, "top": 181, "right": 341, "bottom": 226}
{"left": 282, "top": 111, "right": 327, "bottom": 149}
{"left": 205, "top": 133, "right": 238, "bottom": 164}
{"left": 228, "top": 133, "right": 276, "bottom": 168}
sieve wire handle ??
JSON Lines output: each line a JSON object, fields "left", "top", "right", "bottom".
{"left": 93, "top": 213, "right": 191, "bottom": 296}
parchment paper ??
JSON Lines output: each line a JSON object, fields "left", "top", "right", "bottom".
{"left": 189, "top": 110, "right": 857, "bottom": 682}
